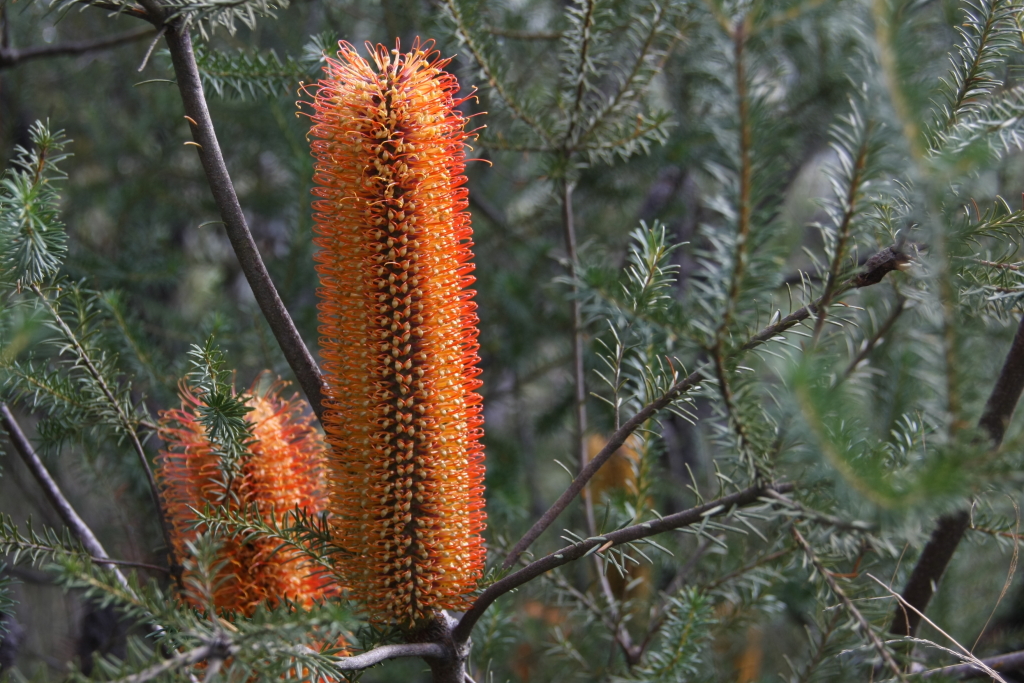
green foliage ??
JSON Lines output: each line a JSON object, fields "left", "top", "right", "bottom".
{"left": 12, "top": 0, "right": 1024, "bottom": 678}
{"left": 195, "top": 33, "right": 334, "bottom": 100}
{"left": 191, "top": 503, "right": 342, "bottom": 575}
{"left": 444, "top": 0, "right": 676, "bottom": 163}
{"left": 183, "top": 339, "right": 255, "bottom": 486}
{"left": 932, "top": 0, "right": 1024, "bottom": 136}
{"left": 0, "top": 565, "right": 14, "bottom": 635}
{"left": 616, "top": 589, "right": 714, "bottom": 682}
{"left": 0, "top": 122, "right": 69, "bottom": 290}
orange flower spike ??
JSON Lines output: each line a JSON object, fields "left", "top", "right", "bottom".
{"left": 308, "top": 38, "right": 486, "bottom": 625}
{"left": 157, "top": 382, "right": 335, "bottom": 616}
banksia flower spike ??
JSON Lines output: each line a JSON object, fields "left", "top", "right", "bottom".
{"left": 307, "top": 38, "right": 486, "bottom": 625}
{"left": 157, "top": 380, "right": 335, "bottom": 616}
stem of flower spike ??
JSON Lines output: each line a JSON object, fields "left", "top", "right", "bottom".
{"left": 408, "top": 612, "right": 471, "bottom": 683}
{"left": 158, "top": 20, "right": 326, "bottom": 425}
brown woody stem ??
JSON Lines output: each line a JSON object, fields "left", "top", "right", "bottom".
{"left": 892, "top": 313, "right": 1024, "bottom": 637}
{"left": 161, "top": 24, "right": 326, "bottom": 423}
{"left": 463, "top": 482, "right": 792, "bottom": 644}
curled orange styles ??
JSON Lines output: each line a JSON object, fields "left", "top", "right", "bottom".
{"left": 157, "top": 381, "right": 334, "bottom": 616}
{"left": 307, "top": 39, "right": 486, "bottom": 625}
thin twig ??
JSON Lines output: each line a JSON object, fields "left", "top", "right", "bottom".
{"left": 791, "top": 527, "right": 906, "bottom": 681}
{"left": 841, "top": 296, "right": 905, "bottom": 380}
{"left": 547, "top": 567, "right": 639, "bottom": 664}
{"left": 136, "top": 25, "right": 165, "bottom": 71}
{"left": 719, "top": 17, "right": 753, "bottom": 335}
{"left": 866, "top": 573, "right": 1007, "bottom": 683}
{"left": 0, "top": 25, "right": 155, "bottom": 69}
{"left": 810, "top": 125, "right": 872, "bottom": 346}
{"left": 557, "top": 180, "right": 630, "bottom": 674}
{"left": 0, "top": 403, "right": 131, "bottom": 590}
{"left": 560, "top": 180, "right": 596, "bottom": 537}
{"left": 565, "top": 0, "right": 596, "bottom": 146}
{"left": 893, "top": 313, "right": 1024, "bottom": 637}
{"left": 702, "top": 547, "right": 794, "bottom": 591}
{"left": 161, "top": 25, "right": 326, "bottom": 423}
{"left": 459, "top": 482, "right": 793, "bottom": 644}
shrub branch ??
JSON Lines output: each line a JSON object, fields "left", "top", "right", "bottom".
{"left": 0, "top": 403, "right": 131, "bottom": 590}
{"left": 892, "top": 312, "right": 1024, "bottom": 637}
{"left": 157, "top": 20, "right": 326, "bottom": 423}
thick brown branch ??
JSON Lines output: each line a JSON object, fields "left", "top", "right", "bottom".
{"left": 0, "top": 403, "right": 130, "bottom": 590}
{"left": 461, "top": 482, "right": 792, "bottom": 644}
{"left": 892, "top": 313, "right": 1024, "bottom": 637}
{"left": 0, "top": 26, "right": 155, "bottom": 69}
{"left": 333, "top": 643, "right": 448, "bottom": 671}
{"left": 161, "top": 26, "right": 326, "bottom": 423}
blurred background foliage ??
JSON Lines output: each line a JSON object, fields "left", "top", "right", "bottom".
{"left": 6, "top": 0, "right": 1024, "bottom": 679}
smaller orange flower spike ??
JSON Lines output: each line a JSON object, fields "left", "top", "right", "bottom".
{"left": 157, "top": 379, "right": 335, "bottom": 616}
{"left": 307, "top": 38, "right": 486, "bottom": 625}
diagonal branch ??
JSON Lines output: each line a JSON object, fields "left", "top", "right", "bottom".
{"left": 160, "top": 24, "right": 326, "bottom": 423}
{"left": 0, "top": 25, "right": 155, "bottom": 69}
{"left": 502, "top": 249, "right": 900, "bottom": 569}
{"left": 461, "top": 482, "right": 793, "bottom": 644}
{"left": 791, "top": 527, "right": 906, "bottom": 681}
{"left": 113, "top": 637, "right": 235, "bottom": 683}
{"left": 0, "top": 403, "right": 130, "bottom": 590}
{"left": 892, "top": 313, "right": 1024, "bottom": 637}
